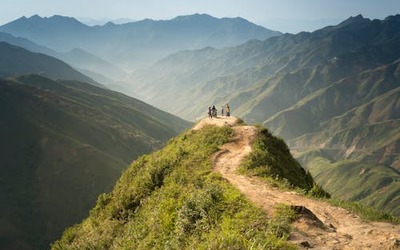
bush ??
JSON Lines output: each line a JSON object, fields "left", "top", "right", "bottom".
{"left": 240, "top": 127, "right": 314, "bottom": 191}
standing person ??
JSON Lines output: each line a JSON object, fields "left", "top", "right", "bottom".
{"left": 208, "top": 107, "right": 212, "bottom": 119}
{"left": 226, "top": 104, "right": 230, "bottom": 117}
{"left": 211, "top": 105, "right": 217, "bottom": 118}
{"left": 221, "top": 106, "right": 225, "bottom": 116}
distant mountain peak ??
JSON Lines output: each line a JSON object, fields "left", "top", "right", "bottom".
{"left": 384, "top": 14, "right": 400, "bottom": 23}
{"left": 338, "top": 14, "right": 369, "bottom": 27}
{"left": 29, "top": 14, "right": 42, "bottom": 20}
{"left": 11, "top": 14, "right": 88, "bottom": 28}
{"left": 0, "top": 13, "right": 281, "bottom": 67}
{"left": 172, "top": 13, "right": 217, "bottom": 22}
{"left": 103, "top": 21, "right": 117, "bottom": 27}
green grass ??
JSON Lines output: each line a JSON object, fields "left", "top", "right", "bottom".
{"left": 239, "top": 126, "right": 325, "bottom": 195}
{"left": 328, "top": 199, "right": 400, "bottom": 224}
{"left": 302, "top": 152, "right": 400, "bottom": 217}
{"left": 239, "top": 126, "right": 400, "bottom": 223}
{"left": 52, "top": 125, "right": 298, "bottom": 250}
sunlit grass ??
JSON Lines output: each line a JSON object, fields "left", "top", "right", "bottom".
{"left": 52, "top": 125, "right": 298, "bottom": 249}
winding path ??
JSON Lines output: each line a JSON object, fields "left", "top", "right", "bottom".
{"left": 195, "top": 117, "right": 400, "bottom": 250}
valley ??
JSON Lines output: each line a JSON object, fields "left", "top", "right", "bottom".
{"left": 1, "top": 10, "right": 400, "bottom": 249}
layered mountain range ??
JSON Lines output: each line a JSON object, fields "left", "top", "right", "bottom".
{"left": 128, "top": 15, "right": 400, "bottom": 215}
{"left": 1, "top": 11, "right": 400, "bottom": 249}
{"left": 0, "top": 14, "right": 280, "bottom": 70}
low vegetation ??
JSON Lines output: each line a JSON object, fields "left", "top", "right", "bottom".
{"left": 239, "top": 126, "right": 327, "bottom": 197}
{"left": 300, "top": 152, "right": 400, "bottom": 218}
{"left": 329, "top": 199, "right": 400, "bottom": 224}
{"left": 52, "top": 125, "right": 299, "bottom": 249}
{"left": 240, "top": 126, "right": 400, "bottom": 223}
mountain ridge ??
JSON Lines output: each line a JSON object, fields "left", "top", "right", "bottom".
{"left": 0, "top": 73, "right": 191, "bottom": 249}
{"left": 0, "top": 14, "right": 282, "bottom": 69}
{"left": 52, "top": 117, "right": 400, "bottom": 249}
{"left": 0, "top": 41, "right": 101, "bottom": 86}
{"left": 0, "top": 33, "right": 126, "bottom": 84}
{"left": 127, "top": 14, "right": 400, "bottom": 216}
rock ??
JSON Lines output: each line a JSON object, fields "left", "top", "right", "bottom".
{"left": 291, "top": 205, "right": 325, "bottom": 229}
{"left": 328, "top": 223, "right": 336, "bottom": 232}
{"left": 390, "top": 239, "right": 400, "bottom": 249}
{"left": 300, "top": 241, "right": 312, "bottom": 248}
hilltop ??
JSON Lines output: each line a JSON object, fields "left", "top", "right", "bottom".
{"left": 53, "top": 117, "right": 400, "bottom": 249}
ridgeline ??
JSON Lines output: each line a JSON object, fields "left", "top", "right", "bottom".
{"left": 53, "top": 117, "right": 400, "bottom": 249}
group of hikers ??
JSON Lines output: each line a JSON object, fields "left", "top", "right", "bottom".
{"left": 208, "top": 104, "right": 230, "bottom": 119}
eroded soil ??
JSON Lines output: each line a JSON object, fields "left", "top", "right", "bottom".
{"left": 195, "top": 116, "right": 400, "bottom": 250}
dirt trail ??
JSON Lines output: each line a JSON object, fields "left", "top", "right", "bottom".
{"left": 194, "top": 117, "right": 400, "bottom": 250}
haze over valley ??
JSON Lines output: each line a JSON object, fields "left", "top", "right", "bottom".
{"left": 1, "top": 1, "right": 400, "bottom": 249}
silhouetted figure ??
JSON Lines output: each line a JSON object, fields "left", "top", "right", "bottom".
{"left": 211, "top": 105, "right": 217, "bottom": 118}
{"left": 226, "top": 104, "right": 230, "bottom": 117}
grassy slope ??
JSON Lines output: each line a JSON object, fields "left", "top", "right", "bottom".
{"left": 265, "top": 61, "right": 400, "bottom": 216}
{"left": 297, "top": 152, "right": 400, "bottom": 216}
{"left": 0, "top": 75, "right": 191, "bottom": 249}
{"left": 52, "top": 125, "right": 314, "bottom": 250}
{"left": 126, "top": 16, "right": 400, "bottom": 219}
{"left": 239, "top": 127, "right": 316, "bottom": 192}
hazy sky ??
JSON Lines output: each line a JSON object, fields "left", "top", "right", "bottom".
{"left": 1, "top": 0, "right": 400, "bottom": 33}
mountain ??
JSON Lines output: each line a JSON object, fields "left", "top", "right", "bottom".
{"left": 0, "top": 31, "right": 56, "bottom": 55}
{"left": 0, "top": 15, "right": 90, "bottom": 51}
{"left": 58, "top": 48, "right": 127, "bottom": 82}
{"left": 0, "top": 33, "right": 125, "bottom": 84}
{"left": 0, "top": 74, "right": 190, "bottom": 249}
{"left": 0, "top": 14, "right": 282, "bottom": 69}
{"left": 52, "top": 118, "right": 400, "bottom": 249}
{"left": 284, "top": 60, "right": 400, "bottom": 214}
{"left": 0, "top": 41, "right": 102, "bottom": 86}
{"left": 128, "top": 15, "right": 400, "bottom": 215}
{"left": 51, "top": 118, "right": 319, "bottom": 249}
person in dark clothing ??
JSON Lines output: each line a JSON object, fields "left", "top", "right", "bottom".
{"left": 211, "top": 105, "right": 217, "bottom": 118}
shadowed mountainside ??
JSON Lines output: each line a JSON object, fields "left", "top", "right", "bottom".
{"left": 0, "top": 32, "right": 127, "bottom": 85}
{"left": 0, "top": 74, "right": 190, "bottom": 249}
{"left": 0, "top": 41, "right": 100, "bottom": 86}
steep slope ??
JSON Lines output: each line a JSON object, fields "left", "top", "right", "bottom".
{"left": 52, "top": 117, "right": 313, "bottom": 249}
{"left": 53, "top": 117, "right": 400, "bottom": 249}
{"left": 0, "top": 31, "right": 55, "bottom": 55}
{"left": 133, "top": 15, "right": 400, "bottom": 121}
{"left": 0, "top": 74, "right": 190, "bottom": 250}
{"left": 0, "top": 32, "right": 126, "bottom": 84}
{"left": 210, "top": 118, "right": 400, "bottom": 249}
{"left": 0, "top": 42, "right": 100, "bottom": 86}
{"left": 130, "top": 15, "right": 400, "bottom": 215}
{"left": 0, "top": 14, "right": 281, "bottom": 68}
{"left": 59, "top": 48, "right": 127, "bottom": 82}
{"left": 279, "top": 61, "right": 400, "bottom": 215}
